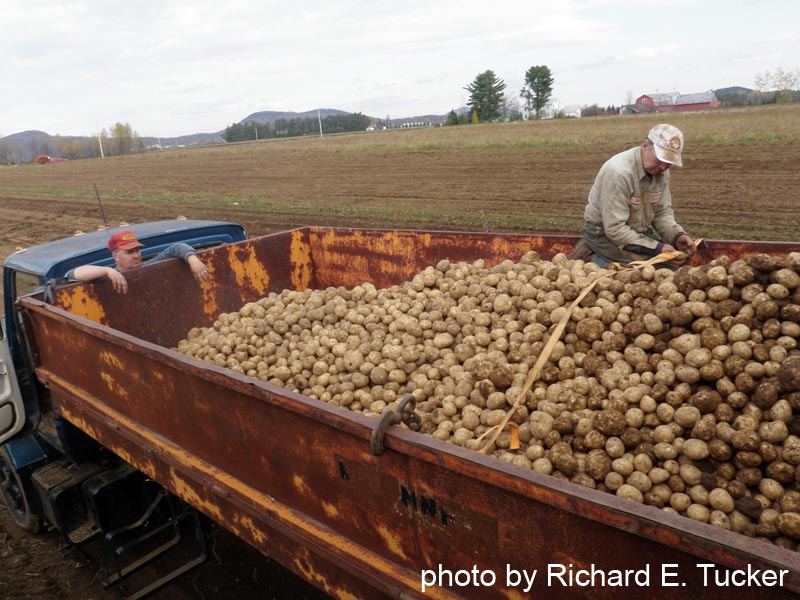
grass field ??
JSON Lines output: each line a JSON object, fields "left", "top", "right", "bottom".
{"left": 1, "top": 104, "right": 799, "bottom": 269}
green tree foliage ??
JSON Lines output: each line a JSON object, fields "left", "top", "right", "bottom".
{"left": 445, "top": 110, "right": 459, "bottom": 126}
{"left": 105, "top": 122, "right": 142, "bottom": 156}
{"left": 222, "top": 122, "right": 273, "bottom": 142}
{"left": 520, "top": 65, "right": 554, "bottom": 118}
{"left": 224, "top": 113, "right": 370, "bottom": 141}
{"left": 464, "top": 70, "right": 507, "bottom": 123}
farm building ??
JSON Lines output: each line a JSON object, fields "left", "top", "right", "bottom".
{"left": 523, "top": 98, "right": 582, "bottom": 120}
{"left": 631, "top": 91, "right": 720, "bottom": 112}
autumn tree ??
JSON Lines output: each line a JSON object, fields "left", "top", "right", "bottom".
{"left": 105, "top": 123, "right": 142, "bottom": 155}
{"left": 520, "top": 65, "right": 554, "bottom": 118}
{"left": 503, "top": 93, "right": 523, "bottom": 120}
{"left": 464, "top": 70, "right": 507, "bottom": 123}
{"left": 755, "top": 67, "right": 800, "bottom": 103}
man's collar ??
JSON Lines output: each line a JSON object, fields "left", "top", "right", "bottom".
{"left": 634, "top": 146, "right": 647, "bottom": 180}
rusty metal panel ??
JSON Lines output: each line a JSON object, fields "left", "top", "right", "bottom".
{"left": 303, "top": 228, "right": 800, "bottom": 290}
{"left": 306, "top": 229, "right": 579, "bottom": 289}
{"left": 52, "top": 228, "right": 314, "bottom": 348}
{"left": 21, "top": 296, "right": 800, "bottom": 599}
{"left": 21, "top": 228, "right": 800, "bottom": 598}
{"left": 49, "top": 227, "right": 800, "bottom": 349}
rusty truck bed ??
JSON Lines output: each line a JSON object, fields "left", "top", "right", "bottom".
{"left": 21, "top": 228, "right": 800, "bottom": 599}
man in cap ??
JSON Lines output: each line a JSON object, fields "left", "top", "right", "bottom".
{"left": 69, "top": 230, "right": 211, "bottom": 293}
{"left": 576, "top": 124, "right": 695, "bottom": 267}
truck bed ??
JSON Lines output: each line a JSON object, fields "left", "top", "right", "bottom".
{"left": 21, "top": 227, "right": 800, "bottom": 599}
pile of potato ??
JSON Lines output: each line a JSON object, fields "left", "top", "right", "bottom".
{"left": 177, "top": 251, "right": 800, "bottom": 549}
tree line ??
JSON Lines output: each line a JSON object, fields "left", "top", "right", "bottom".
{"left": 222, "top": 112, "right": 371, "bottom": 142}
{"left": 0, "top": 122, "right": 143, "bottom": 164}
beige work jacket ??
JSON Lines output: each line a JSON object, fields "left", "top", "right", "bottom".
{"left": 583, "top": 147, "right": 684, "bottom": 251}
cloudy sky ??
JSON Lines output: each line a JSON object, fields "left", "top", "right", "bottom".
{"left": 2, "top": 0, "right": 797, "bottom": 138}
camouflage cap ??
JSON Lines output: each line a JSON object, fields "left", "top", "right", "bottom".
{"left": 647, "top": 124, "right": 684, "bottom": 167}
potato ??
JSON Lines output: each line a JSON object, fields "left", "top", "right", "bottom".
{"left": 177, "top": 250, "right": 800, "bottom": 549}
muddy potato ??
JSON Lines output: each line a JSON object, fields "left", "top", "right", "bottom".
{"left": 776, "top": 513, "right": 800, "bottom": 541}
{"left": 177, "top": 250, "right": 800, "bottom": 549}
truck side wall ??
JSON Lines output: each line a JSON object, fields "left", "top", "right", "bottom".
{"left": 24, "top": 228, "right": 800, "bottom": 598}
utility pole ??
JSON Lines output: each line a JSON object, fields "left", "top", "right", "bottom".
{"left": 96, "top": 123, "right": 104, "bottom": 158}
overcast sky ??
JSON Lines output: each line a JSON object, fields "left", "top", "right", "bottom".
{"left": 2, "top": 0, "right": 798, "bottom": 138}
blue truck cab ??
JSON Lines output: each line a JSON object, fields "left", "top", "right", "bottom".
{"left": 0, "top": 219, "right": 245, "bottom": 536}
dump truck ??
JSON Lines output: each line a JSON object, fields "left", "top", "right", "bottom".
{"left": 1, "top": 221, "right": 799, "bottom": 599}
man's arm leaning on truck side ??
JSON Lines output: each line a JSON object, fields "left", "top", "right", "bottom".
{"left": 68, "top": 234, "right": 211, "bottom": 294}
{"left": 151, "top": 243, "right": 212, "bottom": 283}
{"left": 70, "top": 265, "right": 130, "bottom": 293}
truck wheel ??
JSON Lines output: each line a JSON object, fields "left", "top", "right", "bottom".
{"left": 0, "top": 448, "right": 43, "bottom": 533}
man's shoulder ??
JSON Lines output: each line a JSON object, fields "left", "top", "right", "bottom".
{"left": 602, "top": 147, "right": 638, "bottom": 171}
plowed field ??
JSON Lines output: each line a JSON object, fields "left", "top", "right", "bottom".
{"left": 1, "top": 105, "right": 799, "bottom": 599}
{"left": 2, "top": 107, "right": 799, "bottom": 269}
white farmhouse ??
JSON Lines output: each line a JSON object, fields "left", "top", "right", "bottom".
{"left": 523, "top": 97, "right": 581, "bottom": 120}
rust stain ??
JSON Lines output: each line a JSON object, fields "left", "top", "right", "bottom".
{"left": 293, "top": 474, "right": 311, "bottom": 496}
{"left": 55, "top": 286, "right": 107, "bottom": 324}
{"left": 234, "top": 514, "right": 267, "bottom": 545}
{"left": 99, "top": 350, "right": 123, "bottom": 370}
{"left": 200, "top": 281, "right": 220, "bottom": 321}
{"left": 376, "top": 524, "right": 408, "bottom": 561}
{"left": 292, "top": 549, "right": 359, "bottom": 600}
{"left": 100, "top": 372, "right": 128, "bottom": 399}
{"left": 57, "top": 406, "right": 100, "bottom": 440}
{"left": 229, "top": 246, "right": 270, "bottom": 296}
{"left": 321, "top": 500, "right": 340, "bottom": 519}
{"left": 289, "top": 229, "right": 313, "bottom": 290}
{"left": 168, "top": 469, "right": 224, "bottom": 521}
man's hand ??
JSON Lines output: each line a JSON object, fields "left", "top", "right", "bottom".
{"left": 660, "top": 244, "right": 689, "bottom": 265}
{"left": 187, "top": 255, "right": 211, "bottom": 283}
{"left": 674, "top": 234, "right": 696, "bottom": 253}
{"left": 106, "top": 268, "right": 129, "bottom": 294}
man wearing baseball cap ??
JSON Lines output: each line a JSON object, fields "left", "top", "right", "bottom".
{"left": 69, "top": 229, "right": 211, "bottom": 293}
{"left": 575, "top": 124, "right": 695, "bottom": 267}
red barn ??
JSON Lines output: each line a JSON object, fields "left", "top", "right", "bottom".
{"left": 634, "top": 91, "right": 719, "bottom": 112}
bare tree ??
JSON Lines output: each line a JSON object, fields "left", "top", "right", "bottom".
{"left": 625, "top": 89, "right": 634, "bottom": 105}
{"left": 755, "top": 67, "right": 800, "bottom": 102}
{"left": 503, "top": 93, "right": 523, "bottom": 120}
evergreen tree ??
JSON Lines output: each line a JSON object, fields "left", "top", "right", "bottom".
{"left": 520, "top": 65, "right": 554, "bottom": 118}
{"left": 464, "top": 70, "right": 507, "bottom": 123}
{"left": 445, "top": 110, "right": 459, "bottom": 126}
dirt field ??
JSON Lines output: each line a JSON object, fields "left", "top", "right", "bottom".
{"left": 1, "top": 105, "right": 799, "bottom": 598}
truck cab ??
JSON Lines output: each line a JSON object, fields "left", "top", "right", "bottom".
{"left": 0, "top": 219, "right": 246, "bottom": 533}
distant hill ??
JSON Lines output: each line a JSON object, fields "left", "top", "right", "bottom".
{"left": 240, "top": 108, "right": 349, "bottom": 125}
{"left": 0, "top": 129, "right": 224, "bottom": 164}
{"left": 1, "top": 106, "right": 471, "bottom": 164}
{"left": 711, "top": 86, "right": 798, "bottom": 106}
{"left": 2, "top": 130, "right": 51, "bottom": 144}
{"left": 715, "top": 86, "right": 754, "bottom": 95}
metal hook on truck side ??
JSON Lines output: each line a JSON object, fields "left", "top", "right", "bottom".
{"left": 370, "top": 395, "right": 418, "bottom": 456}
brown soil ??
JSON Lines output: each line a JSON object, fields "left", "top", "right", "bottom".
{"left": 0, "top": 504, "right": 328, "bottom": 600}
{"left": 1, "top": 139, "right": 799, "bottom": 254}
{"left": 1, "top": 125, "right": 798, "bottom": 598}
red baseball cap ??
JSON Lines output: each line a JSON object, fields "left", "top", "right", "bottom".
{"left": 108, "top": 230, "right": 145, "bottom": 252}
